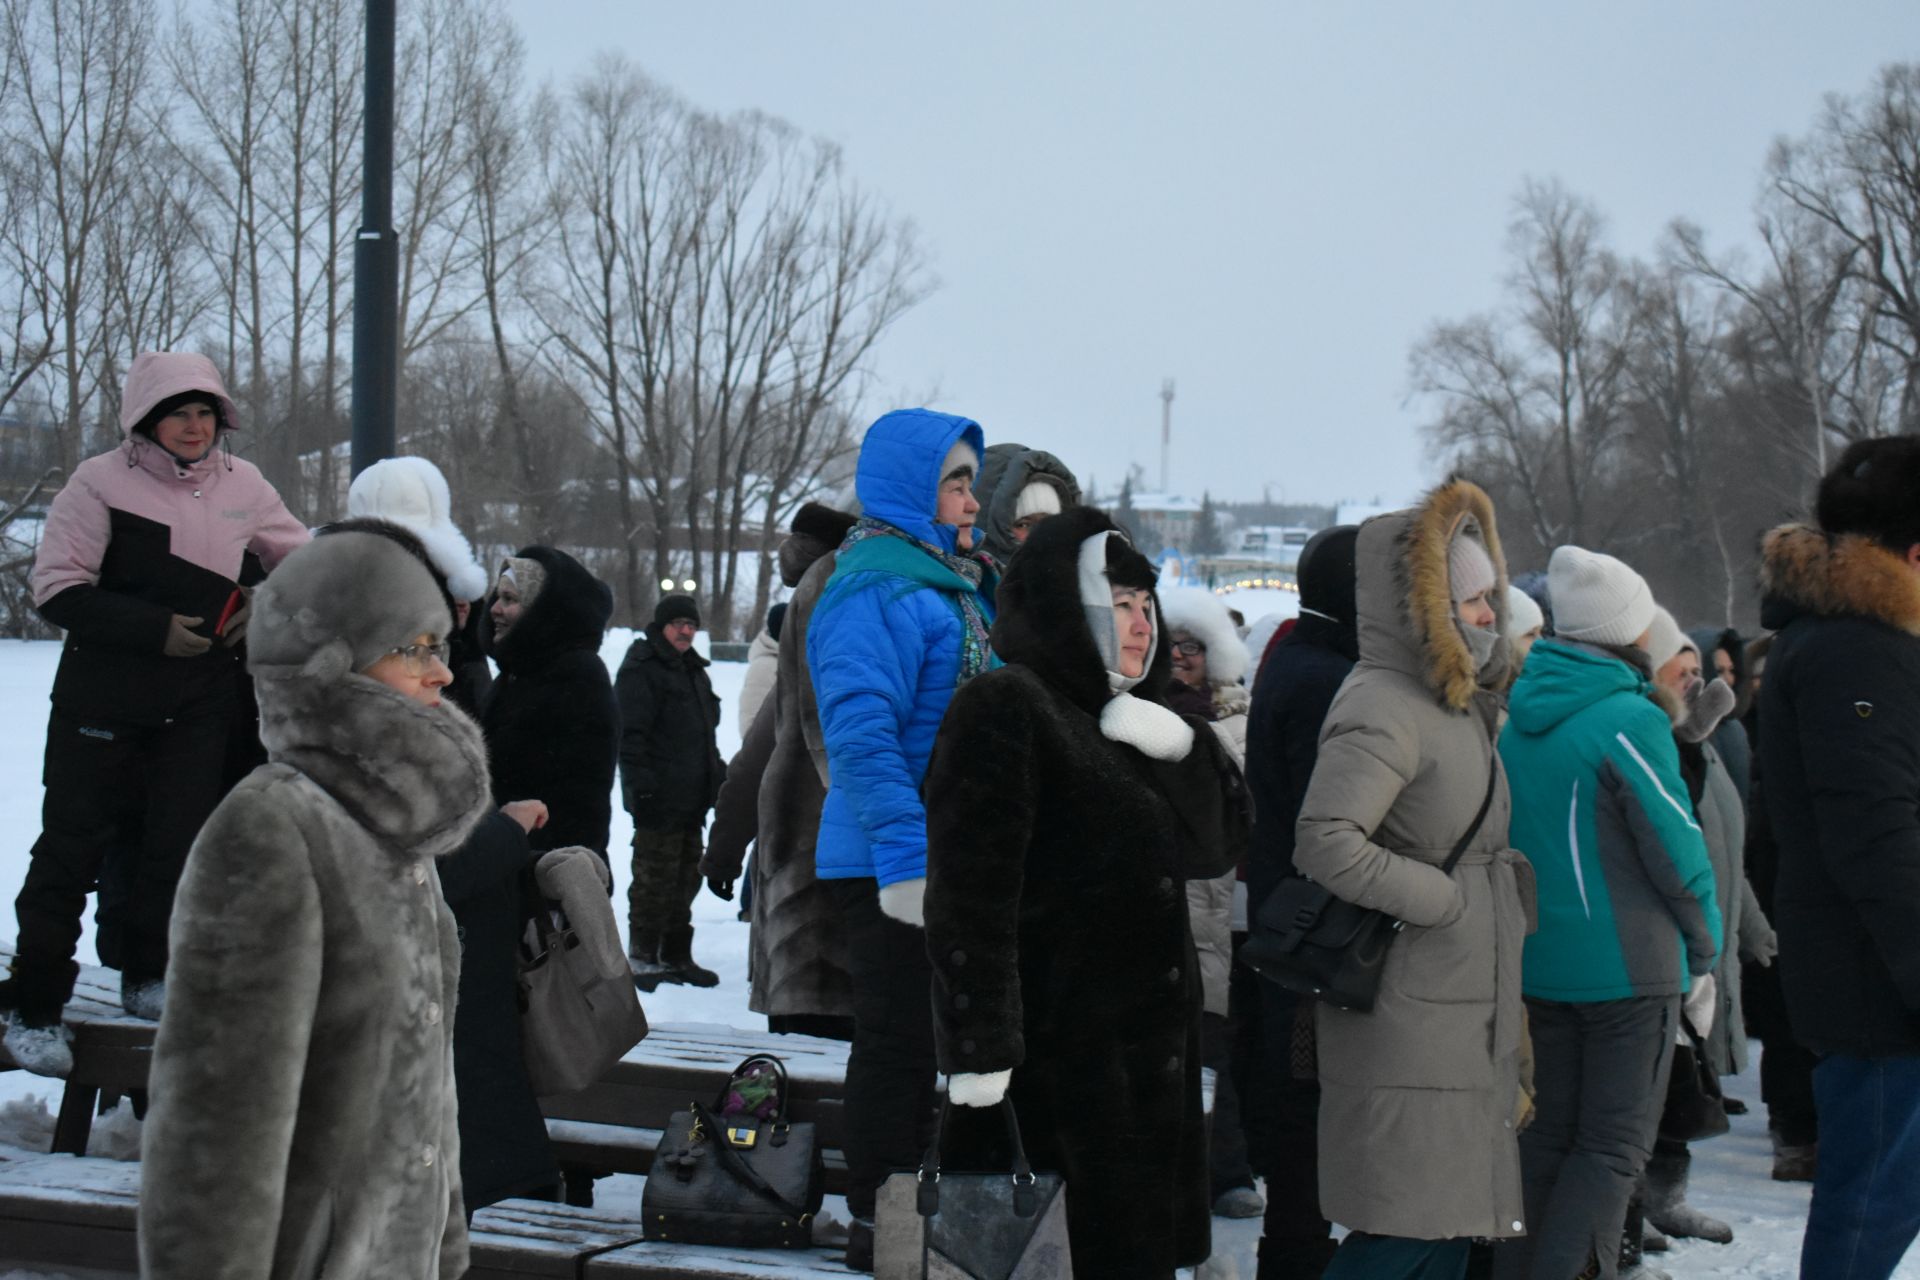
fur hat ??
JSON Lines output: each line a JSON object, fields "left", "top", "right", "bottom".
{"left": 1549, "top": 546, "right": 1654, "bottom": 647}
{"left": 250, "top": 531, "right": 453, "bottom": 677}
{"left": 652, "top": 593, "right": 700, "bottom": 631}
{"left": 1014, "top": 480, "right": 1063, "bottom": 521}
{"left": 1448, "top": 533, "right": 1497, "bottom": 603}
{"left": 1817, "top": 436, "right": 1920, "bottom": 550}
{"left": 1503, "top": 583, "right": 1544, "bottom": 644}
{"left": 1158, "top": 586, "right": 1250, "bottom": 686}
{"left": 1644, "top": 605, "right": 1691, "bottom": 671}
{"left": 347, "top": 456, "right": 489, "bottom": 602}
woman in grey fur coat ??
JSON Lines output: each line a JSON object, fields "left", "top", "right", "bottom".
{"left": 141, "top": 530, "right": 489, "bottom": 1280}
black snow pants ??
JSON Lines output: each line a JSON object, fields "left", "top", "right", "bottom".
{"left": 8, "top": 707, "right": 232, "bottom": 1018}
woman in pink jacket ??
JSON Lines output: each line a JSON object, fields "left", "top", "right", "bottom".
{"left": 0, "top": 351, "right": 308, "bottom": 1076}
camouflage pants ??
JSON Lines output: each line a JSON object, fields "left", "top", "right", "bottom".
{"left": 628, "top": 824, "right": 704, "bottom": 941}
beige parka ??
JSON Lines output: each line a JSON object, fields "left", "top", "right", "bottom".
{"left": 1293, "top": 479, "right": 1532, "bottom": 1242}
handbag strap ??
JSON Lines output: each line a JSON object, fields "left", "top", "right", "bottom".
{"left": 918, "top": 1095, "right": 1041, "bottom": 1280}
{"left": 1438, "top": 743, "right": 1501, "bottom": 878}
{"left": 688, "top": 1101, "right": 812, "bottom": 1221}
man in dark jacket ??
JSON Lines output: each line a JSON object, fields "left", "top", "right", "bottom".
{"left": 1758, "top": 437, "right": 1920, "bottom": 1280}
{"left": 1240, "top": 523, "right": 1358, "bottom": 1280}
{"left": 617, "top": 593, "right": 726, "bottom": 990}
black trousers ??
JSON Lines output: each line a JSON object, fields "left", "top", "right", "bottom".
{"left": 825, "top": 876, "right": 940, "bottom": 1221}
{"left": 9, "top": 708, "right": 232, "bottom": 1017}
{"left": 1248, "top": 981, "right": 1334, "bottom": 1272}
{"left": 1745, "top": 957, "right": 1820, "bottom": 1146}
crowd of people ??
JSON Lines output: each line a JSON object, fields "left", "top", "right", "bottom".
{"left": 0, "top": 351, "right": 1916, "bottom": 1280}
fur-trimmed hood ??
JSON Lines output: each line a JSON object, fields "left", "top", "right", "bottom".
{"left": 1355, "top": 478, "right": 1509, "bottom": 711}
{"left": 1159, "top": 585, "right": 1250, "bottom": 687}
{"left": 990, "top": 505, "right": 1173, "bottom": 716}
{"left": 253, "top": 669, "right": 492, "bottom": 860}
{"left": 1760, "top": 522, "right": 1920, "bottom": 637}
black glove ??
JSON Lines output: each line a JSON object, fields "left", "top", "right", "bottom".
{"left": 707, "top": 874, "right": 735, "bottom": 902}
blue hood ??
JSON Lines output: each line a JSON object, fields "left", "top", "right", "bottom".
{"left": 855, "top": 408, "right": 985, "bottom": 554}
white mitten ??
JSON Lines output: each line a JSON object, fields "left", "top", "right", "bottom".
{"left": 1100, "top": 693, "right": 1195, "bottom": 761}
{"left": 877, "top": 877, "right": 926, "bottom": 927}
{"left": 1682, "top": 970, "right": 1717, "bottom": 1037}
{"left": 949, "top": 1069, "right": 1012, "bottom": 1107}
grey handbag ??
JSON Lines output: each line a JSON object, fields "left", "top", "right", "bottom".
{"left": 874, "top": 1096, "right": 1071, "bottom": 1280}
{"left": 518, "top": 904, "right": 649, "bottom": 1097}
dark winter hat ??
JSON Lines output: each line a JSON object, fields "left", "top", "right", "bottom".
{"left": 766, "top": 601, "right": 789, "bottom": 643}
{"left": 652, "top": 593, "right": 701, "bottom": 631}
{"left": 132, "top": 390, "right": 227, "bottom": 440}
{"left": 1296, "top": 525, "right": 1359, "bottom": 625}
{"left": 1817, "top": 437, "right": 1920, "bottom": 551}
{"left": 249, "top": 531, "right": 453, "bottom": 678}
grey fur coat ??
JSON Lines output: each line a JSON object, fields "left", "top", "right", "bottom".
{"left": 140, "top": 660, "right": 491, "bottom": 1279}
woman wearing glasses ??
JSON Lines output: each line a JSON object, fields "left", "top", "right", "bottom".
{"left": 142, "top": 527, "right": 489, "bottom": 1279}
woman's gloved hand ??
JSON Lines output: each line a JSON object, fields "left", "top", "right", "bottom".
{"left": 165, "top": 614, "right": 211, "bottom": 657}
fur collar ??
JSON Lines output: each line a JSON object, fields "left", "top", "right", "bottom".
{"left": 254, "top": 669, "right": 493, "bottom": 859}
{"left": 1760, "top": 523, "right": 1920, "bottom": 637}
{"left": 1355, "top": 478, "right": 1509, "bottom": 711}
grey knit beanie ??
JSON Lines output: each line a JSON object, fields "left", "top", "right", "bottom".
{"left": 249, "top": 531, "right": 453, "bottom": 677}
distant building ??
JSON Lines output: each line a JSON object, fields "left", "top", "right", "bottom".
{"left": 1119, "top": 492, "right": 1203, "bottom": 553}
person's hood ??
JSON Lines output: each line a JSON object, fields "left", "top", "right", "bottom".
{"left": 485, "top": 544, "right": 614, "bottom": 671}
{"left": 1158, "top": 585, "right": 1249, "bottom": 687}
{"left": 853, "top": 408, "right": 985, "bottom": 553}
{"left": 1759, "top": 522, "right": 1920, "bottom": 637}
{"left": 346, "top": 456, "right": 489, "bottom": 602}
{"left": 989, "top": 505, "right": 1173, "bottom": 716}
{"left": 974, "top": 442, "right": 1081, "bottom": 563}
{"left": 778, "top": 503, "right": 858, "bottom": 587}
{"left": 1353, "top": 477, "right": 1509, "bottom": 711}
{"left": 1506, "top": 636, "right": 1650, "bottom": 735}
{"left": 120, "top": 351, "right": 240, "bottom": 438}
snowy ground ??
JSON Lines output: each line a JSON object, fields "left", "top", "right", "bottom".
{"left": 0, "top": 635, "right": 1911, "bottom": 1277}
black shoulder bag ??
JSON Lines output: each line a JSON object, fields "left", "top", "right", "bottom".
{"left": 1240, "top": 749, "right": 1498, "bottom": 1012}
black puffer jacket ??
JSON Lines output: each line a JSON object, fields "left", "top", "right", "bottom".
{"left": 614, "top": 629, "right": 724, "bottom": 830}
{"left": 1758, "top": 523, "right": 1920, "bottom": 1056}
{"left": 482, "top": 547, "right": 618, "bottom": 858}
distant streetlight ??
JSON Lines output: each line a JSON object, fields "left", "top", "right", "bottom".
{"left": 681, "top": 579, "right": 696, "bottom": 591}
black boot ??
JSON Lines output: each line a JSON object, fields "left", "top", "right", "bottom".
{"left": 662, "top": 926, "right": 719, "bottom": 988}
{"left": 628, "top": 930, "right": 676, "bottom": 992}
{"left": 1619, "top": 1194, "right": 1673, "bottom": 1280}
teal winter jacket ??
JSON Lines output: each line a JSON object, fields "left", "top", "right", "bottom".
{"left": 1499, "top": 639, "right": 1722, "bottom": 1001}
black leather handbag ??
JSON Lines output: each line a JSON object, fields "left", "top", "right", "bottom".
{"left": 874, "top": 1096, "right": 1072, "bottom": 1279}
{"left": 1240, "top": 752, "right": 1498, "bottom": 1012}
{"left": 1659, "top": 1021, "right": 1731, "bottom": 1143}
{"left": 640, "top": 1053, "right": 825, "bottom": 1249}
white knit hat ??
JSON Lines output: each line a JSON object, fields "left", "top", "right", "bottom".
{"left": 1644, "top": 605, "right": 1693, "bottom": 671}
{"left": 347, "top": 456, "right": 490, "bottom": 602}
{"left": 940, "top": 439, "right": 979, "bottom": 485}
{"left": 1448, "top": 534, "right": 1497, "bottom": 603}
{"left": 1548, "top": 546, "right": 1655, "bottom": 647}
{"left": 1503, "top": 583, "right": 1544, "bottom": 644}
{"left": 1014, "top": 480, "right": 1063, "bottom": 521}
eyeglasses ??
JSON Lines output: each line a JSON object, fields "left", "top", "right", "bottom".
{"left": 1172, "top": 639, "right": 1206, "bottom": 657}
{"left": 385, "top": 641, "right": 451, "bottom": 675}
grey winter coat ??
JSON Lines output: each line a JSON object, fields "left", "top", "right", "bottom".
{"left": 141, "top": 656, "right": 489, "bottom": 1278}
{"left": 1185, "top": 684, "right": 1247, "bottom": 1017}
{"left": 1293, "top": 480, "right": 1530, "bottom": 1242}
{"left": 1696, "top": 741, "right": 1775, "bottom": 1076}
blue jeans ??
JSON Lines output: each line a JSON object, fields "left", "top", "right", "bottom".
{"left": 1802, "top": 1054, "right": 1920, "bottom": 1280}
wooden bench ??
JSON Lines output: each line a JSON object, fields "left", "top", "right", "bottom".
{"left": 0, "top": 1150, "right": 847, "bottom": 1278}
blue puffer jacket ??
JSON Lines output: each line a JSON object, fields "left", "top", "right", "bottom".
{"left": 809, "top": 408, "right": 993, "bottom": 887}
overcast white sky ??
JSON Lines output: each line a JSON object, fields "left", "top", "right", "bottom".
{"left": 507, "top": 2, "right": 1914, "bottom": 509}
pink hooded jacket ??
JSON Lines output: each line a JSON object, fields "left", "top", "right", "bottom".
{"left": 32, "top": 352, "right": 309, "bottom": 607}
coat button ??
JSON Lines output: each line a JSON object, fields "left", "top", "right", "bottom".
{"left": 1166, "top": 967, "right": 1180, "bottom": 985}
{"left": 960, "top": 1039, "right": 976, "bottom": 1055}
{"left": 1166, "top": 1056, "right": 1180, "bottom": 1072}
{"left": 425, "top": 1001, "right": 442, "bottom": 1025}
{"left": 1512, "top": 1221, "right": 1523, "bottom": 1231}
{"left": 950, "top": 950, "right": 966, "bottom": 966}
{"left": 192, "top": 489, "right": 201, "bottom": 498}
{"left": 1158, "top": 877, "right": 1173, "bottom": 893}
{"left": 422, "top": 1144, "right": 437, "bottom": 1167}
{"left": 953, "top": 994, "right": 970, "bottom": 1010}
{"left": 412, "top": 863, "right": 429, "bottom": 885}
